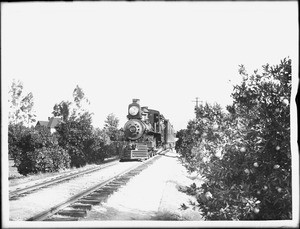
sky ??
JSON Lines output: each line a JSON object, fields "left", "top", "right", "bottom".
{"left": 2, "top": 1, "right": 298, "bottom": 132}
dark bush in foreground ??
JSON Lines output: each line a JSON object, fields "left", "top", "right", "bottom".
{"left": 13, "top": 127, "right": 71, "bottom": 175}
{"left": 8, "top": 124, "right": 29, "bottom": 165}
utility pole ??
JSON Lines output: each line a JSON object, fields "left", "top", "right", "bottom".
{"left": 192, "top": 97, "right": 201, "bottom": 108}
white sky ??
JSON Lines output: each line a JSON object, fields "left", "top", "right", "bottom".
{"left": 2, "top": 2, "right": 298, "bottom": 131}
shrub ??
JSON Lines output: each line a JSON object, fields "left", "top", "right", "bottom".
{"left": 8, "top": 123, "right": 30, "bottom": 165}
{"left": 83, "top": 130, "right": 109, "bottom": 164}
{"left": 66, "top": 146, "right": 86, "bottom": 168}
{"left": 17, "top": 151, "right": 38, "bottom": 175}
{"left": 14, "top": 126, "right": 71, "bottom": 175}
{"left": 104, "top": 141, "right": 122, "bottom": 157}
{"left": 35, "top": 146, "right": 71, "bottom": 172}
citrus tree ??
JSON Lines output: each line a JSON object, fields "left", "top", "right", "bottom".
{"left": 55, "top": 112, "right": 95, "bottom": 167}
{"left": 176, "top": 58, "right": 292, "bottom": 220}
{"left": 13, "top": 126, "right": 70, "bottom": 175}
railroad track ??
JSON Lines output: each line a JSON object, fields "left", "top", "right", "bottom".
{"left": 9, "top": 157, "right": 120, "bottom": 200}
{"left": 26, "top": 151, "right": 165, "bottom": 221}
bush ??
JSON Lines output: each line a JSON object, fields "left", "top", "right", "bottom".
{"left": 35, "top": 146, "right": 71, "bottom": 172}
{"left": 66, "top": 146, "right": 86, "bottom": 168}
{"left": 13, "top": 126, "right": 71, "bottom": 175}
{"left": 8, "top": 123, "right": 30, "bottom": 164}
{"left": 104, "top": 141, "right": 122, "bottom": 157}
{"left": 17, "top": 151, "right": 38, "bottom": 175}
{"left": 84, "top": 131, "right": 108, "bottom": 164}
{"left": 177, "top": 58, "right": 292, "bottom": 220}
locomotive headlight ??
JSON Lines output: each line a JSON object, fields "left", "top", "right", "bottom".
{"left": 129, "top": 106, "right": 139, "bottom": 115}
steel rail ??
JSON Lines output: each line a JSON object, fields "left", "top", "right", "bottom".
{"left": 9, "top": 158, "right": 120, "bottom": 199}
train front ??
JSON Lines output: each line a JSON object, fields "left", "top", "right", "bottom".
{"left": 121, "top": 99, "right": 152, "bottom": 160}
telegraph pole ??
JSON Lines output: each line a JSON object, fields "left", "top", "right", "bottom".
{"left": 192, "top": 97, "right": 201, "bottom": 108}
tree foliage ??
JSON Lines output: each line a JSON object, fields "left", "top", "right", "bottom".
{"left": 63, "top": 113, "right": 103, "bottom": 166}
{"left": 176, "top": 58, "right": 292, "bottom": 220}
{"left": 8, "top": 123, "right": 28, "bottom": 161}
{"left": 52, "top": 86, "right": 117, "bottom": 167}
{"left": 72, "top": 85, "right": 90, "bottom": 117}
{"left": 52, "top": 101, "right": 71, "bottom": 122}
{"left": 8, "top": 79, "right": 36, "bottom": 126}
{"left": 9, "top": 84, "right": 125, "bottom": 175}
{"left": 10, "top": 126, "right": 70, "bottom": 175}
{"left": 103, "top": 113, "right": 120, "bottom": 141}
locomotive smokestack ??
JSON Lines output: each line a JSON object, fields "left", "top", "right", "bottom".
{"left": 132, "top": 99, "right": 140, "bottom": 104}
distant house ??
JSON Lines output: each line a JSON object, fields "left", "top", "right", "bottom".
{"left": 47, "top": 117, "right": 62, "bottom": 133}
{"left": 35, "top": 120, "right": 49, "bottom": 128}
{"left": 35, "top": 117, "right": 62, "bottom": 133}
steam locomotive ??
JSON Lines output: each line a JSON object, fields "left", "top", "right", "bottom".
{"left": 120, "top": 99, "right": 176, "bottom": 161}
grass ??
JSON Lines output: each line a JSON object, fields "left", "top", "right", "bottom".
{"left": 8, "top": 159, "right": 23, "bottom": 179}
{"left": 150, "top": 211, "right": 183, "bottom": 221}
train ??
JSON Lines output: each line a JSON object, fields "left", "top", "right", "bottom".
{"left": 120, "top": 99, "right": 176, "bottom": 161}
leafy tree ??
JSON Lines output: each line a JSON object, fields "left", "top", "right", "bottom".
{"left": 94, "top": 127, "right": 111, "bottom": 145}
{"left": 52, "top": 85, "right": 111, "bottom": 167}
{"left": 84, "top": 128, "right": 108, "bottom": 163}
{"left": 8, "top": 79, "right": 36, "bottom": 126}
{"left": 72, "top": 85, "right": 90, "bottom": 118}
{"left": 103, "top": 113, "right": 120, "bottom": 141}
{"left": 53, "top": 85, "right": 90, "bottom": 122}
{"left": 54, "top": 112, "right": 118, "bottom": 166}
{"left": 102, "top": 114, "right": 126, "bottom": 157}
{"left": 55, "top": 112, "right": 94, "bottom": 167}
{"left": 52, "top": 101, "right": 71, "bottom": 121}
{"left": 8, "top": 79, "right": 24, "bottom": 124}
{"left": 51, "top": 86, "right": 125, "bottom": 167}
{"left": 177, "top": 58, "right": 292, "bottom": 220}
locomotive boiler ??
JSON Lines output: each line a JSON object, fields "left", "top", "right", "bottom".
{"left": 120, "top": 99, "right": 176, "bottom": 161}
